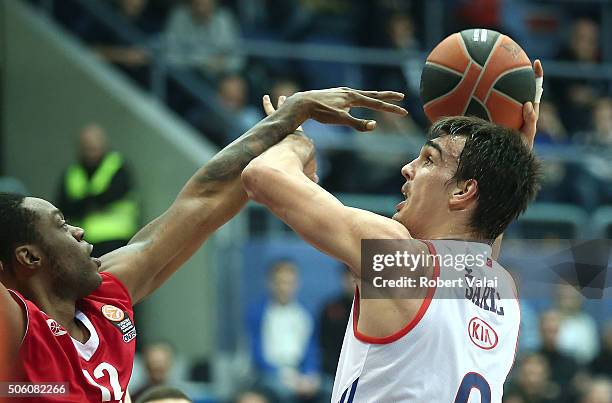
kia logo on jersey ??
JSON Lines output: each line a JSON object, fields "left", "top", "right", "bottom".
{"left": 468, "top": 317, "right": 498, "bottom": 350}
{"left": 46, "top": 319, "right": 67, "bottom": 337}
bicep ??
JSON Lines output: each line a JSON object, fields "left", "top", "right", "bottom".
{"left": 101, "top": 182, "right": 246, "bottom": 303}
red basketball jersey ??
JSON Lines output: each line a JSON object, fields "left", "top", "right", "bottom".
{"left": 8, "top": 272, "right": 136, "bottom": 402}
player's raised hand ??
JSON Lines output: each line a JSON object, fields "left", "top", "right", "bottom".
{"left": 520, "top": 59, "right": 543, "bottom": 149}
{"left": 283, "top": 87, "right": 407, "bottom": 132}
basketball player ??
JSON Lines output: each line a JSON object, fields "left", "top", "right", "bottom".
{"left": 242, "top": 61, "right": 544, "bottom": 402}
{"left": 0, "top": 88, "right": 406, "bottom": 402}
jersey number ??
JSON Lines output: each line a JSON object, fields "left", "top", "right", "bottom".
{"left": 454, "top": 372, "right": 491, "bottom": 403}
{"left": 83, "top": 362, "right": 124, "bottom": 402}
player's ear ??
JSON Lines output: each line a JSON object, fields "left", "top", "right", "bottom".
{"left": 14, "top": 245, "right": 44, "bottom": 271}
{"left": 449, "top": 179, "right": 478, "bottom": 210}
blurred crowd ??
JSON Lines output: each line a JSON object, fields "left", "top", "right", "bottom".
{"left": 505, "top": 285, "right": 611, "bottom": 403}
{"left": 38, "top": 0, "right": 612, "bottom": 208}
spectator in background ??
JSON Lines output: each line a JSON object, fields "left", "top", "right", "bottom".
{"left": 132, "top": 342, "right": 176, "bottom": 402}
{"left": 570, "top": 97, "right": 612, "bottom": 208}
{"left": 270, "top": 78, "right": 300, "bottom": 106}
{"left": 454, "top": 0, "right": 502, "bottom": 31}
{"left": 552, "top": 18, "right": 607, "bottom": 133}
{"left": 535, "top": 101, "right": 569, "bottom": 145}
{"left": 246, "top": 260, "right": 320, "bottom": 403}
{"left": 217, "top": 75, "right": 262, "bottom": 141}
{"left": 583, "top": 97, "right": 612, "bottom": 147}
{"left": 504, "top": 353, "right": 560, "bottom": 403}
{"left": 233, "top": 389, "right": 271, "bottom": 403}
{"left": 590, "top": 321, "right": 612, "bottom": 378}
{"left": 57, "top": 124, "right": 139, "bottom": 257}
{"left": 555, "top": 284, "right": 600, "bottom": 365}
{"left": 135, "top": 385, "right": 192, "bottom": 403}
{"left": 365, "top": 12, "right": 428, "bottom": 130}
{"left": 87, "top": 0, "right": 163, "bottom": 88}
{"left": 165, "top": 0, "right": 244, "bottom": 82}
{"left": 538, "top": 311, "right": 580, "bottom": 391}
{"left": 285, "top": 0, "right": 367, "bottom": 88}
{"left": 580, "top": 378, "right": 612, "bottom": 403}
{"left": 187, "top": 74, "right": 262, "bottom": 145}
{"left": 318, "top": 269, "right": 354, "bottom": 399}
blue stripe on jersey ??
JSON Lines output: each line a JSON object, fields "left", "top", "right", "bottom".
{"left": 339, "top": 377, "right": 359, "bottom": 403}
{"left": 347, "top": 377, "right": 359, "bottom": 403}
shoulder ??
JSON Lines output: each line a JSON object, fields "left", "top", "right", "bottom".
{"left": 346, "top": 207, "right": 411, "bottom": 239}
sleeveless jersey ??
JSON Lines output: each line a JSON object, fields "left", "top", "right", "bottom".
{"left": 8, "top": 272, "right": 136, "bottom": 402}
{"left": 331, "top": 240, "right": 520, "bottom": 403}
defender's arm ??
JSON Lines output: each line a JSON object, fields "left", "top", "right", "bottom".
{"left": 102, "top": 88, "right": 407, "bottom": 303}
{"left": 101, "top": 107, "right": 304, "bottom": 304}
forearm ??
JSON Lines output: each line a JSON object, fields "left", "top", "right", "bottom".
{"left": 114, "top": 104, "right": 306, "bottom": 302}
{"left": 247, "top": 134, "right": 312, "bottom": 173}
{"left": 182, "top": 105, "right": 304, "bottom": 194}
{"left": 241, "top": 134, "right": 315, "bottom": 206}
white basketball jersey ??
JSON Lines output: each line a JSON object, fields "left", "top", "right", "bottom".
{"left": 331, "top": 240, "right": 520, "bottom": 403}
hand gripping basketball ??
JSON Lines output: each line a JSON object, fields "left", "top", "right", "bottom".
{"left": 519, "top": 59, "right": 544, "bottom": 149}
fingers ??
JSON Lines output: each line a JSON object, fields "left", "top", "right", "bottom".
{"left": 520, "top": 101, "right": 537, "bottom": 148}
{"left": 339, "top": 111, "right": 377, "bottom": 131}
{"left": 262, "top": 95, "right": 275, "bottom": 116}
{"left": 522, "top": 102, "right": 536, "bottom": 129}
{"left": 351, "top": 89, "right": 405, "bottom": 102}
{"left": 278, "top": 95, "right": 287, "bottom": 108}
{"left": 534, "top": 59, "right": 543, "bottom": 79}
{"left": 351, "top": 93, "right": 408, "bottom": 115}
{"left": 534, "top": 59, "right": 543, "bottom": 108}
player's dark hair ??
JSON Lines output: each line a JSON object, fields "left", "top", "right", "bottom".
{"left": 0, "top": 193, "right": 40, "bottom": 271}
{"left": 135, "top": 386, "right": 192, "bottom": 403}
{"left": 428, "top": 116, "right": 540, "bottom": 240}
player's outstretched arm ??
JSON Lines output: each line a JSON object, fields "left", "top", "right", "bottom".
{"left": 102, "top": 88, "right": 408, "bottom": 304}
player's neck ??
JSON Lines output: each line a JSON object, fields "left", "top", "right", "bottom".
{"left": 416, "top": 222, "right": 479, "bottom": 242}
{"left": 23, "top": 283, "right": 88, "bottom": 338}
{"left": 32, "top": 290, "right": 76, "bottom": 323}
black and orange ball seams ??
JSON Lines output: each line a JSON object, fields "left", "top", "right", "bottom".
{"left": 420, "top": 28, "right": 536, "bottom": 130}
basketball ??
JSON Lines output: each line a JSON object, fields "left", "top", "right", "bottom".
{"left": 420, "top": 28, "right": 535, "bottom": 130}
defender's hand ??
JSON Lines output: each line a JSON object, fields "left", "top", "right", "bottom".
{"left": 520, "top": 59, "right": 543, "bottom": 149}
{"left": 284, "top": 87, "right": 407, "bottom": 132}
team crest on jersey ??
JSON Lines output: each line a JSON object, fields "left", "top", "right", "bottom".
{"left": 468, "top": 317, "right": 498, "bottom": 350}
{"left": 46, "top": 318, "right": 67, "bottom": 336}
{"left": 101, "top": 304, "right": 136, "bottom": 343}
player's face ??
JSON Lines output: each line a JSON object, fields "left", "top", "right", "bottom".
{"left": 393, "top": 136, "right": 466, "bottom": 237}
{"left": 22, "top": 197, "right": 102, "bottom": 298}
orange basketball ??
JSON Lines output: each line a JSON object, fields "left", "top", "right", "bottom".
{"left": 420, "top": 28, "right": 535, "bottom": 130}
